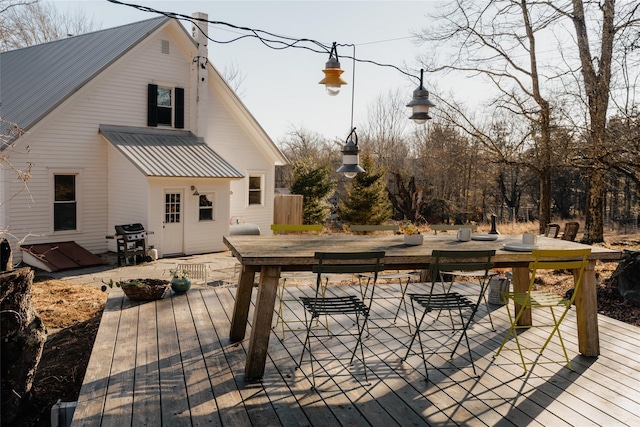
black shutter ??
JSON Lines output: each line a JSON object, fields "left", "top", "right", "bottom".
{"left": 175, "top": 87, "right": 184, "bottom": 129}
{"left": 147, "top": 84, "right": 158, "bottom": 127}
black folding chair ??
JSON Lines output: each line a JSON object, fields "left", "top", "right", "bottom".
{"left": 401, "top": 250, "right": 495, "bottom": 381}
{"left": 297, "top": 251, "right": 384, "bottom": 389}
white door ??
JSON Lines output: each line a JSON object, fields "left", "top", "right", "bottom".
{"left": 163, "top": 191, "right": 184, "bottom": 255}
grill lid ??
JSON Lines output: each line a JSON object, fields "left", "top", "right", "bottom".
{"left": 115, "top": 223, "right": 146, "bottom": 235}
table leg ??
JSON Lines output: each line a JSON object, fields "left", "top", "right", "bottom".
{"left": 512, "top": 266, "right": 532, "bottom": 326}
{"left": 245, "top": 265, "right": 281, "bottom": 381}
{"left": 576, "top": 260, "right": 600, "bottom": 356}
{"left": 229, "top": 265, "right": 257, "bottom": 342}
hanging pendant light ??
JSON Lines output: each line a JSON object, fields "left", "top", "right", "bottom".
{"left": 407, "top": 69, "right": 435, "bottom": 124}
{"left": 336, "top": 127, "right": 364, "bottom": 178}
{"left": 319, "top": 42, "right": 347, "bottom": 96}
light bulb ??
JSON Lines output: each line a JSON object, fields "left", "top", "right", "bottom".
{"left": 325, "top": 85, "right": 340, "bottom": 96}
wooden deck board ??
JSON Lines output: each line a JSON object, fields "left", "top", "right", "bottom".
{"left": 156, "top": 294, "right": 191, "bottom": 426}
{"left": 196, "top": 290, "right": 252, "bottom": 426}
{"left": 73, "top": 282, "right": 640, "bottom": 426}
{"left": 173, "top": 293, "right": 219, "bottom": 426}
{"left": 72, "top": 296, "right": 123, "bottom": 426}
{"left": 101, "top": 297, "right": 136, "bottom": 426}
{"left": 212, "top": 288, "right": 283, "bottom": 427}
{"left": 132, "top": 298, "right": 161, "bottom": 427}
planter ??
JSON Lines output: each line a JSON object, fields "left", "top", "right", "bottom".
{"left": 120, "top": 279, "right": 169, "bottom": 301}
{"left": 171, "top": 277, "right": 191, "bottom": 294}
{"left": 404, "top": 234, "right": 424, "bottom": 245}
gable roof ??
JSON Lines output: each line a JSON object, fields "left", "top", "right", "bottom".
{"left": 99, "top": 125, "right": 244, "bottom": 178}
{"left": 0, "top": 16, "right": 171, "bottom": 138}
{"left": 1, "top": 14, "right": 287, "bottom": 166}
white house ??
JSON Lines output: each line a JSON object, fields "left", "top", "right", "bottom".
{"left": 0, "top": 13, "right": 287, "bottom": 265}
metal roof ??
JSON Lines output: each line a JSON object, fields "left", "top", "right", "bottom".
{"left": 0, "top": 16, "right": 170, "bottom": 139}
{"left": 21, "top": 241, "right": 107, "bottom": 272}
{"left": 99, "top": 125, "right": 244, "bottom": 179}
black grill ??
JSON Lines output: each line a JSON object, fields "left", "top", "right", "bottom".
{"left": 114, "top": 223, "right": 148, "bottom": 266}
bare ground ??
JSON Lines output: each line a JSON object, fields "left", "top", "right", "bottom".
{"left": 9, "top": 232, "right": 640, "bottom": 426}
{"left": 10, "top": 281, "right": 106, "bottom": 427}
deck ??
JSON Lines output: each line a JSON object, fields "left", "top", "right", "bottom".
{"left": 72, "top": 280, "right": 640, "bottom": 426}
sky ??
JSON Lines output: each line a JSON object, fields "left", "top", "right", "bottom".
{"left": 52, "top": 1, "right": 447, "bottom": 143}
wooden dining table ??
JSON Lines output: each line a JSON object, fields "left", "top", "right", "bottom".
{"left": 223, "top": 233, "right": 622, "bottom": 381}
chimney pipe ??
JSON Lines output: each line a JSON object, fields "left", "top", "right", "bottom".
{"left": 191, "top": 12, "right": 209, "bottom": 136}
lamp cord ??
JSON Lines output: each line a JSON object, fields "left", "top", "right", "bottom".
{"left": 350, "top": 44, "right": 356, "bottom": 131}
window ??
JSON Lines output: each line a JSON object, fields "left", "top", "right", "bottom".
{"left": 198, "top": 194, "right": 215, "bottom": 221}
{"left": 165, "top": 192, "right": 181, "bottom": 223}
{"left": 157, "top": 87, "right": 172, "bottom": 126}
{"left": 54, "top": 174, "right": 77, "bottom": 231}
{"left": 248, "top": 175, "right": 263, "bottom": 206}
{"left": 147, "top": 84, "right": 184, "bottom": 128}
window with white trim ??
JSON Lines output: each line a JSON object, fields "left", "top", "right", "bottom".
{"left": 147, "top": 84, "right": 184, "bottom": 128}
{"left": 198, "top": 193, "right": 215, "bottom": 221}
{"left": 248, "top": 175, "right": 264, "bottom": 206}
{"left": 54, "top": 174, "right": 77, "bottom": 231}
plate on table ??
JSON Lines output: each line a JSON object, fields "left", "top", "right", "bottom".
{"left": 503, "top": 243, "right": 539, "bottom": 252}
{"left": 471, "top": 233, "right": 499, "bottom": 241}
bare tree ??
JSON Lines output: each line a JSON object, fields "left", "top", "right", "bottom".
{"left": 220, "top": 61, "right": 247, "bottom": 98}
{"left": 0, "top": 0, "right": 99, "bottom": 51}
{"left": 546, "top": 0, "right": 640, "bottom": 243}
{"left": 0, "top": 0, "right": 34, "bottom": 14}
{"left": 608, "top": 113, "right": 640, "bottom": 188}
{"left": 1, "top": 118, "right": 31, "bottom": 209}
{"left": 275, "top": 126, "right": 340, "bottom": 190}
{"left": 415, "top": 0, "right": 567, "bottom": 233}
{"left": 360, "top": 90, "right": 412, "bottom": 174}
{"left": 277, "top": 126, "right": 336, "bottom": 164}
{"left": 413, "top": 122, "right": 477, "bottom": 216}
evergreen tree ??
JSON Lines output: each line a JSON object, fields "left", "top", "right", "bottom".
{"left": 338, "top": 154, "right": 392, "bottom": 224}
{"left": 290, "top": 160, "right": 335, "bottom": 224}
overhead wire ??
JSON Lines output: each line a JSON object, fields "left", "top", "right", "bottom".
{"left": 105, "top": 0, "right": 422, "bottom": 85}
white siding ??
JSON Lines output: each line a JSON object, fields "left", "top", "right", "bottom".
{"left": 106, "top": 143, "right": 148, "bottom": 252}
{"left": 206, "top": 78, "right": 276, "bottom": 235}
{"left": 5, "top": 19, "right": 283, "bottom": 262}
{"left": 5, "top": 24, "right": 197, "bottom": 262}
{"left": 147, "top": 178, "right": 231, "bottom": 256}
{"left": 6, "top": 108, "right": 110, "bottom": 263}
{"left": 84, "top": 26, "right": 194, "bottom": 131}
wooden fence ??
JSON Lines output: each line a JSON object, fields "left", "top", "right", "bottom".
{"left": 273, "top": 194, "right": 303, "bottom": 225}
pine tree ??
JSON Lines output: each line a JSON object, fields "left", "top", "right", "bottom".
{"left": 338, "top": 154, "right": 392, "bottom": 224}
{"left": 290, "top": 160, "right": 336, "bottom": 224}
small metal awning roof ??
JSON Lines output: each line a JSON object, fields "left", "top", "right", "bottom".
{"left": 99, "top": 125, "right": 244, "bottom": 179}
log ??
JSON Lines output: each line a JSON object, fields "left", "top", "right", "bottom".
{"left": 608, "top": 250, "right": 640, "bottom": 306}
{"left": 1, "top": 238, "right": 12, "bottom": 271}
{"left": 0, "top": 267, "right": 47, "bottom": 424}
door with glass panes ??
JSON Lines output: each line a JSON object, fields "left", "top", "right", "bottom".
{"left": 163, "top": 191, "right": 184, "bottom": 255}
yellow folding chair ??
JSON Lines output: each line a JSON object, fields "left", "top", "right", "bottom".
{"left": 494, "top": 248, "right": 591, "bottom": 373}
